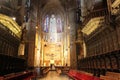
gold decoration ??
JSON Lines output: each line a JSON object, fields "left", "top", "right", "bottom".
{"left": 0, "top": 14, "right": 21, "bottom": 38}
{"left": 82, "top": 17, "right": 104, "bottom": 35}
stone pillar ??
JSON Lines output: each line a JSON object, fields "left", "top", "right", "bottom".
{"left": 68, "top": 9, "right": 77, "bottom": 69}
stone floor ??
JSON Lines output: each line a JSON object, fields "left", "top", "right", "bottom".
{"left": 36, "top": 71, "right": 73, "bottom": 80}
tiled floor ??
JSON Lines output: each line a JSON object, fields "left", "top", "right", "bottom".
{"left": 36, "top": 71, "right": 73, "bottom": 80}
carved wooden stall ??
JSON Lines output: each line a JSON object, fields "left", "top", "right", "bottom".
{"left": 0, "top": 14, "right": 27, "bottom": 76}
{"left": 77, "top": 0, "right": 120, "bottom": 77}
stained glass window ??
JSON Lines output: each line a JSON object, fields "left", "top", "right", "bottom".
{"left": 57, "top": 18, "right": 62, "bottom": 33}
{"left": 44, "top": 16, "right": 49, "bottom": 32}
{"left": 43, "top": 15, "right": 63, "bottom": 33}
{"left": 49, "top": 15, "right": 57, "bottom": 33}
{"left": 43, "top": 14, "right": 63, "bottom": 42}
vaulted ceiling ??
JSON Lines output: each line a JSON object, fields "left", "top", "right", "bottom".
{"left": 34, "top": 0, "right": 77, "bottom": 9}
{"left": 0, "top": 0, "right": 77, "bottom": 26}
{"left": 0, "top": 0, "right": 27, "bottom": 25}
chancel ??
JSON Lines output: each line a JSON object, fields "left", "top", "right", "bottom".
{"left": 0, "top": 0, "right": 120, "bottom": 80}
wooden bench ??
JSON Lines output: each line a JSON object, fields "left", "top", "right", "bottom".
{"left": 100, "top": 72, "right": 120, "bottom": 80}
{"left": 61, "top": 67, "right": 70, "bottom": 74}
{"left": 67, "top": 70, "right": 101, "bottom": 80}
{"left": 43, "top": 67, "right": 50, "bottom": 75}
{"left": 40, "top": 67, "right": 50, "bottom": 76}
{"left": 0, "top": 70, "right": 35, "bottom": 80}
{"left": 100, "top": 75, "right": 116, "bottom": 80}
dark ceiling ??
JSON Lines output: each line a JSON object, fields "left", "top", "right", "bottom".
{"left": 0, "top": 0, "right": 27, "bottom": 25}
{"left": 0, "top": 0, "right": 77, "bottom": 26}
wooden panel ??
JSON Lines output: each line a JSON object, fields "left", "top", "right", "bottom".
{"left": 93, "top": 58, "right": 97, "bottom": 69}
{"left": 99, "top": 41, "right": 103, "bottom": 54}
{"left": 117, "top": 52, "right": 120, "bottom": 69}
{"left": 110, "top": 55, "right": 118, "bottom": 70}
{"left": 105, "top": 57, "right": 111, "bottom": 69}
{"left": 97, "top": 57, "right": 101, "bottom": 69}
{"left": 100, "top": 75, "right": 118, "bottom": 80}
{"left": 87, "top": 59, "right": 90, "bottom": 70}
{"left": 106, "top": 72, "right": 120, "bottom": 80}
{"left": 112, "top": 31, "right": 118, "bottom": 50}
{"left": 101, "top": 57, "right": 106, "bottom": 69}
{"left": 5, "top": 43, "right": 9, "bottom": 55}
{"left": 89, "top": 58, "right": 92, "bottom": 69}
{"left": 116, "top": 26, "right": 120, "bottom": 49}
{"left": 2, "top": 42, "right": 6, "bottom": 54}
{"left": 108, "top": 34, "right": 113, "bottom": 52}
{"left": 102, "top": 37, "right": 106, "bottom": 54}
{"left": 0, "top": 40, "right": 2, "bottom": 53}
{"left": 105, "top": 36, "right": 109, "bottom": 53}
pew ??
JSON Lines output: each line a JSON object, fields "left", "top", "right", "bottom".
{"left": 0, "top": 70, "right": 35, "bottom": 80}
{"left": 55, "top": 66, "right": 70, "bottom": 74}
{"left": 61, "top": 67, "right": 70, "bottom": 74}
{"left": 40, "top": 67, "right": 50, "bottom": 76}
{"left": 100, "top": 72, "right": 120, "bottom": 80}
{"left": 67, "top": 70, "right": 101, "bottom": 80}
{"left": 42, "top": 67, "right": 50, "bottom": 75}
{"left": 100, "top": 75, "right": 120, "bottom": 80}
{"left": 0, "top": 54, "right": 26, "bottom": 76}
{"left": 106, "top": 72, "right": 120, "bottom": 78}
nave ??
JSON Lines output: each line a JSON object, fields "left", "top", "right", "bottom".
{"left": 36, "top": 71, "right": 71, "bottom": 80}
{"left": 0, "top": 0, "right": 120, "bottom": 80}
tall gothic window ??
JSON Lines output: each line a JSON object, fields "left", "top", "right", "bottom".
{"left": 43, "top": 15, "right": 49, "bottom": 32}
{"left": 57, "top": 17, "right": 62, "bottom": 33}
{"left": 43, "top": 14, "right": 63, "bottom": 33}
{"left": 43, "top": 14, "right": 63, "bottom": 42}
{"left": 50, "top": 14, "right": 57, "bottom": 33}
